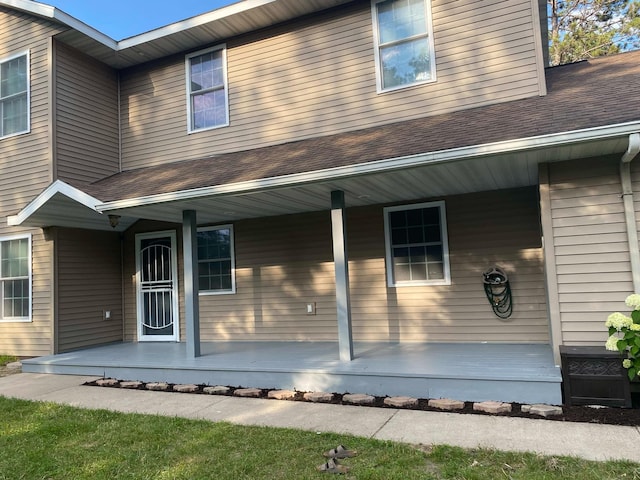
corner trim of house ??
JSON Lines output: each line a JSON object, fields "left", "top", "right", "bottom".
{"left": 529, "top": 0, "right": 547, "bottom": 96}
{"left": 48, "top": 37, "right": 57, "bottom": 183}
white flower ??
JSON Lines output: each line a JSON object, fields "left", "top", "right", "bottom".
{"left": 606, "top": 334, "right": 622, "bottom": 351}
{"left": 623, "top": 359, "right": 633, "bottom": 369}
{"left": 626, "top": 294, "right": 640, "bottom": 310}
{"left": 606, "top": 312, "right": 633, "bottom": 331}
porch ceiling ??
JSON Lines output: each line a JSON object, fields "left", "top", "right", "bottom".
{"left": 100, "top": 135, "right": 628, "bottom": 226}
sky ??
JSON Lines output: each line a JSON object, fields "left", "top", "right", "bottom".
{"left": 40, "top": 1, "right": 240, "bottom": 40}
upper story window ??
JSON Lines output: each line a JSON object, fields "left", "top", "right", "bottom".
{"left": 0, "top": 235, "right": 31, "bottom": 322}
{"left": 384, "top": 201, "right": 450, "bottom": 287}
{"left": 0, "top": 51, "right": 29, "bottom": 139}
{"left": 197, "top": 225, "right": 235, "bottom": 295}
{"left": 371, "top": 0, "right": 436, "bottom": 92}
{"left": 186, "top": 45, "right": 229, "bottom": 133}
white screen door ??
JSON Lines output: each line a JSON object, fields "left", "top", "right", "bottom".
{"left": 136, "top": 231, "right": 179, "bottom": 342}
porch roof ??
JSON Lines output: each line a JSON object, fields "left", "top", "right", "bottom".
{"left": 8, "top": 51, "right": 640, "bottom": 230}
{"left": 90, "top": 51, "right": 640, "bottom": 204}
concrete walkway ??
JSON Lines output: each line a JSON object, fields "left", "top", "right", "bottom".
{"left": 1, "top": 373, "right": 639, "bottom": 463}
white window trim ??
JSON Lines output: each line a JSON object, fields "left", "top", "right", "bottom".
{"left": 197, "top": 224, "right": 236, "bottom": 295}
{"left": 383, "top": 200, "right": 451, "bottom": 287}
{"left": 370, "top": 0, "right": 436, "bottom": 93}
{"left": 185, "top": 44, "right": 229, "bottom": 133}
{"left": 0, "top": 50, "right": 31, "bottom": 140}
{"left": 0, "top": 233, "right": 32, "bottom": 322}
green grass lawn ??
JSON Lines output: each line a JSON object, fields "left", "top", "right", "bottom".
{"left": 0, "top": 355, "right": 17, "bottom": 366}
{"left": 0, "top": 397, "right": 639, "bottom": 479}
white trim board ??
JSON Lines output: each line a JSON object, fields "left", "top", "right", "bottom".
{"left": 0, "top": 0, "right": 273, "bottom": 49}
{"left": 7, "top": 180, "right": 102, "bottom": 227}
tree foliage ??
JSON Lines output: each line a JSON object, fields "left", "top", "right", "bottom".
{"left": 548, "top": 0, "right": 640, "bottom": 65}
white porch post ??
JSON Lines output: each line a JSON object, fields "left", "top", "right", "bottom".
{"left": 331, "top": 190, "right": 354, "bottom": 361}
{"left": 539, "top": 165, "right": 563, "bottom": 365}
{"left": 182, "top": 210, "right": 201, "bottom": 357}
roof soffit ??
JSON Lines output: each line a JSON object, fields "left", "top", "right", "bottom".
{"left": 0, "top": 0, "right": 356, "bottom": 69}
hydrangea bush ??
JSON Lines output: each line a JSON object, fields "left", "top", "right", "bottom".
{"left": 606, "top": 294, "right": 640, "bottom": 380}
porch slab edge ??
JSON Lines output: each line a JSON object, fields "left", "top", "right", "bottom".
{"left": 22, "top": 363, "right": 562, "bottom": 404}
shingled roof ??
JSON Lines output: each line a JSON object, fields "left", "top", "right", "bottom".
{"left": 86, "top": 50, "right": 640, "bottom": 203}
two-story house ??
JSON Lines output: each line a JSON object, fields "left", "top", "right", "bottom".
{"left": 1, "top": 0, "right": 639, "bottom": 404}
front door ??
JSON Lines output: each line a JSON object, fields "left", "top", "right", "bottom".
{"left": 136, "top": 231, "right": 179, "bottom": 342}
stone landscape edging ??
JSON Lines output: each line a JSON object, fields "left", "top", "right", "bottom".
{"left": 87, "top": 377, "right": 565, "bottom": 421}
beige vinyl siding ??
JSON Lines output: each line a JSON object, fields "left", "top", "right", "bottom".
{"left": 121, "top": 217, "right": 335, "bottom": 342}
{"left": 120, "top": 0, "right": 543, "bottom": 169}
{"left": 53, "top": 41, "right": 119, "bottom": 184}
{"left": 545, "top": 157, "right": 632, "bottom": 346}
{"left": 348, "top": 187, "right": 548, "bottom": 343}
{"left": 200, "top": 212, "right": 337, "bottom": 341}
{"left": 0, "top": 8, "right": 65, "bottom": 212}
{"left": 191, "top": 186, "right": 548, "bottom": 343}
{"left": 55, "top": 228, "right": 122, "bottom": 353}
{"left": 0, "top": 9, "right": 66, "bottom": 356}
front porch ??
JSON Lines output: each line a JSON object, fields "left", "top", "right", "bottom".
{"left": 22, "top": 341, "right": 562, "bottom": 404}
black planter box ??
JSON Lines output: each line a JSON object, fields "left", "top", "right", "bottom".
{"left": 560, "top": 345, "right": 632, "bottom": 408}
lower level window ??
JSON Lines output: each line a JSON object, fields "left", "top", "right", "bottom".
{"left": 197, "top": 225, "right": 235, "bottom": 294}
{"left": 384, "top": 201, "right": 450, "bottom": 286}
{"left": 0, "top": 236, "right": 31, "bottom": 321}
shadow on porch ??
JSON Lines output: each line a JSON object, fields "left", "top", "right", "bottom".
{"left": 22, "top": 341, "right": 562, "bottom": 404}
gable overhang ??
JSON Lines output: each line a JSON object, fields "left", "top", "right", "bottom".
{"left": 1, "top": 0, "right": 355, "bottom": 69}
{"left": 1, "top": 0, "right": 117, "bottom": 48}
{"left": 94, "top": 122, "right": 640, "bottom": 225}
{"left": 7, "top": 180, "right": 136, "bottom": 232}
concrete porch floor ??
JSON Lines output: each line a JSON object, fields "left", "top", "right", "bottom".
{"left": 22, "top": 341, "right": 563, "bottom": 404}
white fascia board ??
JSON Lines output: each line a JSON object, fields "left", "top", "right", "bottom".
{"left": 52, "top": 9, "right": 117, "bottom": 49}
{"left": 117, "top": 0, "right": 276, "bottom": 49}
{"left": 1, "top": 0, "right": 54, "bottom": 17}
{"left": 8, "top": 180, "right": 102, "bottom": 226}
{"left": 3, "top": 0, "right": 275, "bottom": 52}
{"left": 96, "top": 121, "right": 640, "bottom": 213}
{"left": 0, "top": 0, "right": 117, "bottom": 49}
